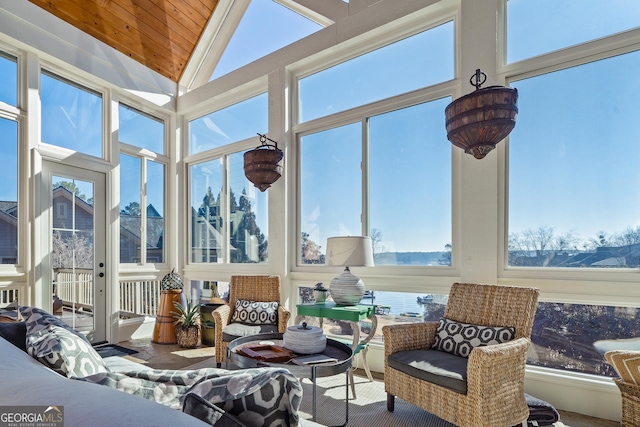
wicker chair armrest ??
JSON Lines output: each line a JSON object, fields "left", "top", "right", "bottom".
{"left": 467, "top": 337, "right": 530, "bottom": 395}
{"left": 382, "top": 322, "right": 438, "bottom": 357}
{"left": 212, "top": 304, "right": 231, "bottom": 329}
{"left": 277, "top": 306, "right": 291, "bottom": 332}
{"left": 615, "top": 378, "right": 640, "bottom": 396}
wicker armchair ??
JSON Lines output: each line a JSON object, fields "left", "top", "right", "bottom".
{"left": 605, "top": 350, "right": 640, "bottom": 426}
{"left": 382, "top": 283, "right": 539, "bottom": 427}
{"left": 212, "top": 275, "right": 290, "bottom": 367}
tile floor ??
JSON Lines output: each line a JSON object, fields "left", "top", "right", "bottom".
{"left": 118, "top": 338, "right": 620, "bottom": 427}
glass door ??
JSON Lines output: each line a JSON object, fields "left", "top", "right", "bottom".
{"left": 42, "top": 162, "right": 107, "bottom": 343}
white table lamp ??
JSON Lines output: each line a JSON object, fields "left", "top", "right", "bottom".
{"left": 325, "top": 236, "right": 374, "bottom": 306}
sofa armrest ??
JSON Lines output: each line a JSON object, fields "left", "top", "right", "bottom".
{"left": 183, "top": 393, "right": 246, "bottom": 427}
{"left": 382, "top": 322, "right": 438, "bottom": 358}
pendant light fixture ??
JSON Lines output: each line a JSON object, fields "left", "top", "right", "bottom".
{"left": 243, "top": 133, "right": 284, "bottom": 191}
{"left": 445, "top": 69, "right": 518, "bottom": 159}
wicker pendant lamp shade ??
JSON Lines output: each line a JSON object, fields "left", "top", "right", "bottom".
{"left": 445, "top": 69, "right": 518, "bottom": 159}
{"left": 244, "top": 133, "right": 284, "bottom": 192}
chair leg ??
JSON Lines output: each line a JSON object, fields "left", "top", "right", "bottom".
{"left": 387, "top": 393, "right": 395, "bottom": 412}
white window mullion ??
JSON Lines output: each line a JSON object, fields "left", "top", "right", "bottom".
{"left": 140, "top": 158, "right": 148, "bottom": 264}
{"left": 222, "top": 155, "right": 230, "bottom": 263}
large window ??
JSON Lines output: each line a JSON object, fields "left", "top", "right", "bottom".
{"left": 40, "top": 71, "right": 103, "bottom": 158}
{"left": 507, "top": 0, "right": 640, "bottom": 64}
{"left": 0, "top": 118, "right": 18, "bottom": 265}
{"left": 298, "top": 22, "right": 454, "bottom": 266}
{"left": 0, "top": 51, "right": 18, "bottom": 266}
{"left": 300, "top": 100, "right": 452, "bottom": 266}
{"left": 188, "top": 92, "right": 269, "bottom": 264}
{"left": 508, "top": 52, "right": 640, "bottom": 268}
{"left": 119, "top": 155, "right": 166, "bottom": 264}
{"left": 190, "top": 159, "right": 223, "bottom": 263}
{"left": 118, "top": 104, "right": 166, "bottom": 265}
{"left": 298, "top": 21, "right": 454, "bottom": 122}
{"left": 189, "top": 93, "right": 267, "bottom": 155}
{"left": 118, "top": 104, "right": 164, "bottom": 154}
{"left": 369, "top": 100, "right": 451, "bottom": 265}
{"left": 189, "top": 152, "right": 268, "bottom": 264}
{"left": 300, "top": 124, "right": 362, "bottom": 263}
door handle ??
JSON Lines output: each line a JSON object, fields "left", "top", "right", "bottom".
{"left": 98, "top": 272, "right": 104, "bottom": 277}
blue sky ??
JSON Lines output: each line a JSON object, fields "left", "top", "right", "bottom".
{"left": 507, "top": 0, "right": 640, "bottom": 248}
{"left": 211, "top": 0, "right": 322, "bottom": 80}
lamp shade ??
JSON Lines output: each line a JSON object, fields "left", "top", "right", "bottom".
{"left": 325, "top": 236, "right": 374, "bottom": 267}
{"left": 325, "top": 236, "right": 374, "bottom": 306}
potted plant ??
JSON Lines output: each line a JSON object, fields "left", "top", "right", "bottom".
{"left": 172, "top": 298, "right": 201, "bottom": 348}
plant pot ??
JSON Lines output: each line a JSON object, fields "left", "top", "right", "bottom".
{"left": 176, "top": 324, "right": 200, "bottom": 348}
{"left": 200, "top": 303, "right": 223, "bottom": 346}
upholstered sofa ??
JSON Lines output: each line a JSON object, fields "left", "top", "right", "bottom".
{"left": 0, "top": 331, "right": 209, "bottom": 427}
{"left": 0, "top": 307, "right": 323, "bottom": 427}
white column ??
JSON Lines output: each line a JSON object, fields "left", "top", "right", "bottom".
{"left": 457, "top": 0, "right": 501, "bottom": 284}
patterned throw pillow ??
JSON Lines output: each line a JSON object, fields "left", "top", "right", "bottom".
{"left": 432, "top": 317, "right": 515, "bottom": 358}
{"left": 25, "top": 324, "right": 109, "bottom": 378}
{"left": 19, "top": 306, "right": 108, "bottom": 378}
{"left": 605, "top": 350, "right": 640, "bottom": 384}
{"left": 19, "top": 306, "right": 90, "bottom": 344}
{"left": 230, "top": 300, "right": 278, "bottom": 326}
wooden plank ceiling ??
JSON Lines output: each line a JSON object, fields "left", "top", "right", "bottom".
{"left": 28, "top": 0, "right": 219, "bottom": 82}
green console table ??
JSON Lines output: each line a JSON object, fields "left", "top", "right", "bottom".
{"left": 295, "top": 302, "right": 377, "bottom": 398}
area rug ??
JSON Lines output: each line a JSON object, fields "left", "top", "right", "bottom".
{"left": 93, "top": 343, "right": 138, "bottom": 358}
{"left": 182, "top": 359, "right": 571, "bottom": 427}
{"left": 297, "top": 374, "right": 457, "bottom": 427}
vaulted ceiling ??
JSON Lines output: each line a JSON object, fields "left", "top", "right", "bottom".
{"left": 27, "top": 0, "right": 219, "bottom": 82}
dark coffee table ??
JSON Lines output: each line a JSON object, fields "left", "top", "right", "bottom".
{"left": 227, "top": 332, "right": 353, "bottom": 426}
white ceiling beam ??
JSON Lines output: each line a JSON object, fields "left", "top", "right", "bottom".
{"left": 180, "top": 0, "right": 250, "bottom": 92}
{"left": 276, "top": 0, "right": 348, "bottom": 25}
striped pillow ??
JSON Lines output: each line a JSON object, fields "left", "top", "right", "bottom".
{"left": 605, "top": 350, "right": 640, "bottom": 384}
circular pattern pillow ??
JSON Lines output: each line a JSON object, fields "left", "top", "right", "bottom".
{"left": 230, "top": 300, "right": 278, "bottom": 326}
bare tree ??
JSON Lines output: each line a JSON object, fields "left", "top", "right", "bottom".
{"left": 509, "top": 225, "right": 556, "bottom": 266}
{"left": 52, "top": 230, "right": 93, "bottom": 269}
{"left": 370, "top": 228, "right": 385, "bottom": 256}
{"left": 552, "top": 230, "right": 578, "bottom": 252}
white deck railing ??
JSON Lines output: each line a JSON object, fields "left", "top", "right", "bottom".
{"left": 119, "top": 279, "right": 161, "bottom": 317}
{"left": 54, "top": 269, "right": 161, "bottom": 318}
{"left": 55, "top": 269, "right": 94, "bottom": 309}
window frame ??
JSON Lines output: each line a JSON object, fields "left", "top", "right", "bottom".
{"left": 39, "top": 68, "right": 106, "bottom": 160}
{"left": 117, "top": 100, "right": 170, "bottom": 269}
{"left": 182, "top": 79, "right": 271, "bottom": 272}
{"left": 290, "top": 13, "right": 459, "bottom": 276}
{"left": 498, "top": 3, "right": 640, "bottom": 304}
{"left": 0, "top": 46, "right": 22, "bottom": 273}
